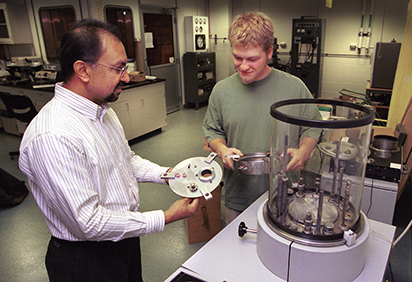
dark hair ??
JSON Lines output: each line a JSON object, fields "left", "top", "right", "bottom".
{"left": 59, "top": 18, "right": 121, "bottom": 82}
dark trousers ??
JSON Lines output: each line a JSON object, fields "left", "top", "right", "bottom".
{"left": 46, "top": 236, "right": 143, "bottom": 282}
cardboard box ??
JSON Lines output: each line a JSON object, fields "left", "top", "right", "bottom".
{"left": 129, "top": 71, "right": 145, "bottom": 82}
{"left": 184, "top": 186, "right": 222, "bottom": 244}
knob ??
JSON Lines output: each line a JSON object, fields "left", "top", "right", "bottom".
{"left": 238, "top": 222, "right": 257, "bottom": 237}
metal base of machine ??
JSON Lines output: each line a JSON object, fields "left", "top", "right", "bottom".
{"left": 256, "top": 200, "right": 370, "bottom": 282}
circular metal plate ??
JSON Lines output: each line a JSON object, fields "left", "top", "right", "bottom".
{"left": 168, "top": 156, "right": 222, "bottom": 199}
{"left": 318, "top": 141, "right": 358, "bottom": 160}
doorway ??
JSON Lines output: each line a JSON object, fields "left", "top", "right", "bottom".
{"left": 141, "top": 8, "right": 181, "bottom": 113}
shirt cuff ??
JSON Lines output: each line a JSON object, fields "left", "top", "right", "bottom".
{"left": 144, "top": 210, "right": 165, "bottom": 236}
{"left": 152, "top": 166, "right": 170, "bottom": 184}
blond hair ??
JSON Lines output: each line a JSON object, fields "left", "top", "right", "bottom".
{"left": 228, "top": 12, "right": 274, "bottom": 52}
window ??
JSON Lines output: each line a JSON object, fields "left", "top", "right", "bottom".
{"left": 105, "top": 6, "right": 135, "bottom": 60}
{"left": 143, "top": 13, "right": 174, "bottom": 66}
{"left": 39, "top": 7, "right": 76, "bottom": 64}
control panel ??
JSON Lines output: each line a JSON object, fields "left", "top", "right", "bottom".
{"left": 35, "top": 70, "right": 57, "bottom": 80}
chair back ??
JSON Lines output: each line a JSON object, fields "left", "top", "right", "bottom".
{"left": 0, "top": 93, "right": 38, "bottom": 123}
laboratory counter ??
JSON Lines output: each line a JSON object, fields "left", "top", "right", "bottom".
{"left": 0, "top": 77, "right": 166, "bottom": 93}
{"left": 166, "top": 192, "right": 396, "bottom": 282}
{"left": 0, "top": 78, "right": 167, "bottom": 140}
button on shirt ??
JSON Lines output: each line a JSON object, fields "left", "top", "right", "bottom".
{"left": 19, "top": 83, "right": 167, "bottom": 241}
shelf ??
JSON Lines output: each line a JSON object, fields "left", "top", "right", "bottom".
{"left": 198, "top": 78, "right": 215, "bottom": 87}
{"left": 183, "top": 52, "right": 216, "bottom": 110}
{"left": 197, "top": 64, "right": 215, "bottom": 71}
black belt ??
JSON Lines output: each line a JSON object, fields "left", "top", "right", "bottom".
{"left": 50, "top": 236, "right": 139, "bottom": 247}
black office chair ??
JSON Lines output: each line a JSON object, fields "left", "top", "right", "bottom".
{"left": 0, "top": 92, "right": 38, "bottom": 159}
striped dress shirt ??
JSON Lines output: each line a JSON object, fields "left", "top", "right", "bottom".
{"left": 19, "top": 83, "right": 167, "bottom": 241}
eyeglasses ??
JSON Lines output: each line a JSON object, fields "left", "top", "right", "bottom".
{"left": 88, "top": 61, "right": 129, "bottom": 78}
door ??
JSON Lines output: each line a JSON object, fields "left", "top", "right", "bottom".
{"left": 140, "top": 7, "right": 181, "bottom": 113}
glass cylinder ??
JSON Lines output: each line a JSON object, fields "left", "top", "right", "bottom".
{"left": 268, "top": 99, "right": 374, "bottom": 245}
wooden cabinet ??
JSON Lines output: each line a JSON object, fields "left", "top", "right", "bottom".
{"left": 0, "top": 3, "right": 33, "bottom": 44}
{"left": 111, "top": 81, "right": 167, "bottom": 140}
{"left": 183, "top": 52, "right": 216, "bottom": 109}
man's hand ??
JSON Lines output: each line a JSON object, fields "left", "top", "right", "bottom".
{"left": 285, "top": 137, "right": 317, "bottom": 171}
{"left": 286, "top": 147, "right": 310, "bottom": 171}
{"left": 208, "top": 138, "right": 243, "bottom": 170}
{"left": 164, "top": 198, "right": 200, "bottom": 224}
{"left": 220, "top": 147, "right": 243, "bottom": 170}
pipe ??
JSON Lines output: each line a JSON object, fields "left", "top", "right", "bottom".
{"left": 331, "top": 141, "right": 341, "bottom": 196}
{"left": 277, "top": 173, "right": 283, "bottom": 218}
{"left": 357, "top": 0, "right": 367, "bottom": 54}
{"left": 365, "top": 0, "right": 375, "bottom": 54}
{"left": 336, "top": 166, "right": 344, "bottom": 204}
{"left": 315, "top": 190, "right": 324, "bottom": 235}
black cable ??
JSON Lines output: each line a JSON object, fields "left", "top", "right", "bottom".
{"left": 389, "top": 260, "right": 395, "bottom": 282}
{"left": 287, "top": 241, "right": 294, "bottom": 282}
{"left": 366, "top": 178, "right": 374, "bottom": 217}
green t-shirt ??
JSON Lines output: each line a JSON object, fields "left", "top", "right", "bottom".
{"left": 203, "top": 68, "right": 321, "bottom": 211}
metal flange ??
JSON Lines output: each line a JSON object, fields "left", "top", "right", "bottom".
{"left": 162, "top": 153, "right": 222, "bottom": 201}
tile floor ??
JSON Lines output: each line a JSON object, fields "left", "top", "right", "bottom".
{"left": 0, "top": 106, "right": 410, "bottom": 282}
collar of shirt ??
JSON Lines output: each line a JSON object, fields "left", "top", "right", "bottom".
{"left": 54, "top": 82, "right": 109, "bottom": 121}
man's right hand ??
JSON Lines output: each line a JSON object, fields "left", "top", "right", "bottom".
{"left": 220, "top": 147, "right": 243, "bottom": 170}
{"left": 208, "top": 138, "right": 243, "bottom": 170}
{"left": 164, "top": 198, "right": 200, "bottom": 224}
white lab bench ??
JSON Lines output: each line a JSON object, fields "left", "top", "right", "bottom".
{"left": 166, "top": 192, "right": 396, "bottom": 282}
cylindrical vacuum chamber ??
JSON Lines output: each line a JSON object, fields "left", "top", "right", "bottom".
{"left": 267, "top": 99, "right": 375, "bottom": 245}
{"left": 256, "top": 99, "right": 375, "bottom": 281}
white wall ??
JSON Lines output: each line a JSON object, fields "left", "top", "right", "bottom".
{"left": 1, "top": 0, "right": 407, "bottom": 103}
{"left": 207, "top": 0, "right": 232, "bottom": 81}
{"left": 209, "top": 0, "right": 408, "bottom": 99}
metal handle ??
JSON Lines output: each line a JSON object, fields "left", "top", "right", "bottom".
{"left": 225, "top": 154, "right": 240, "bottom": 161}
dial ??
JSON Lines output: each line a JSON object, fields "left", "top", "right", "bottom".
{"left": 197, "top": 36, "right": 204, "bottom": 49}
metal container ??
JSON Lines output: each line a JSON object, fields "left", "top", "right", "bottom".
{"left": 372, "top": 135, "right": 399, "bottom": 152}
{"left": 232, "top": 152, "right": 270, "bottom": 175}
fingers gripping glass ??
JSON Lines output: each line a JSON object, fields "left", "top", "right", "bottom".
{"left": 88, "top": 61, "right": 129, "bottom": 77}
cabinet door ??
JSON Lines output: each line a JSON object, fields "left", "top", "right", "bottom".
{"left": 139, "top": 83, "right": 167, "bottom": 135}
{"left": 111, "top": 83, "right": 167, "bottom": 140}
{"left": 125, "top": 91, "right": 144, "bottom": 138}
{"left": 110, "top": 99, "right": 133, "bottom": 140}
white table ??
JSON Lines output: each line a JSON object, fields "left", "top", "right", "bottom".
{"left": 166, "top": 192, "right": 396, "bottom": 282}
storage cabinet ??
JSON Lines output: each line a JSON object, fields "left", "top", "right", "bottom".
{"left": 111, "top": 81, "right": 167, "bottom": 141}
{"left": 183, "top": 52, "right": 216, "bottom": 109}
{"left": 0, "top": 3, "right": 33, "bottom": 44}
{"left": 366, "top": 83, "right": 392, "bottom": 127}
